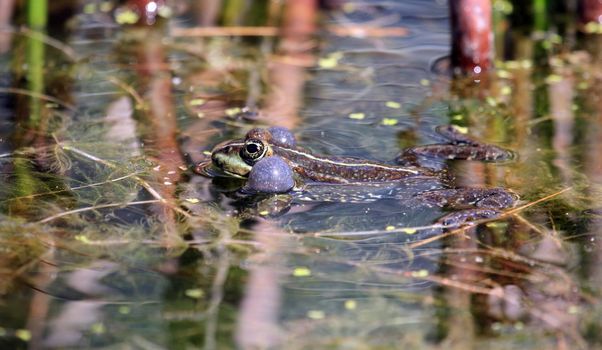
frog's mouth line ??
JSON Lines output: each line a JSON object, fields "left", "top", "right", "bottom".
{"left": 195, "top": 160, "right": 248, "bottom": 179}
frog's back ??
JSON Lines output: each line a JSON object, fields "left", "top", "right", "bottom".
{"left": 272, "top": 145, "right": 438, "bottom": 184}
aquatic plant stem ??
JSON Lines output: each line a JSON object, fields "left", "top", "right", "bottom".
{"left": 449, "top": 0, "right": 493, "bottom": 74}
{"left": 25, "top": 1, "right": 47, "bottom": 127}
{"left": 59, "top": 143, "right": 191, "bottom": 218}
{"left": 27, "top": 0, "right": 47, "bottom": 29}
{"left": 534, "top": 0, "right": 548, "bottom": 31}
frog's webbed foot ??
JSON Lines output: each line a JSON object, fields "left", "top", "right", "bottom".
{"left": 437, "top": 209, "right": 503, "bottom": 227}
{"left": 415, "top": 187, "right": 518, "bottom": 210}
{"left": 395, "top": 125, "right": 515, "bottom": 167}
{"left": 415, "top": 187, "right": 518, "bottom": 228}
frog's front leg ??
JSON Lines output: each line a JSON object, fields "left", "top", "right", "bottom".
{"left": 415, "top": 187, "right": 518, "bottom": 227}
{"left": 395, "top": 125, "right": 514, "bottom": 167}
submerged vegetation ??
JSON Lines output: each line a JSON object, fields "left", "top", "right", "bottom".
{"left": 0, "top": 0, "right": 601, "bottom": 349}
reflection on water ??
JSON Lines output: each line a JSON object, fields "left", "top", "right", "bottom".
{"left": 0, "top": 0, "right": 601, "bottom": 349}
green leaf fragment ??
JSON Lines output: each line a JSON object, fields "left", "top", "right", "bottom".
{"left": 411, "top": 269, "right": 429, "bottom": 278}
{"left": 115, "top": 9, "right": 139, "bottom": 24}
{"left": 185, "top": 289, "right": 205, "bottom": 299}
{"left": 189, "top": 98, "right": 206, "bottom": 106}
{"left": 15, "top": 329, "right": 31, "bottom": 342}
{"left": 307, "top": 310, "right": 325, "bottom": 319}
{"left": 381, "top": 118, "right": 398, "bottom": 126}
{"left": 348, "top": 112, "right": 365, "bottom": 120}
{"left": 385, "top": 101, "right": 401, "bottom": 109}
{"left": 293, "top": 267, "right": 311, "bottom": 277}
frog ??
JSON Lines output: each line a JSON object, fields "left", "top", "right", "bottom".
{"left": 197, "top": 125, "right": 517, "bottom": 227}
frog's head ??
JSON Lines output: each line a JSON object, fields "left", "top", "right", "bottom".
{"left": 210, "top": 128, "right": 274, "bottom": 178}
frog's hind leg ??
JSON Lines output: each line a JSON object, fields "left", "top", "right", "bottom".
{"left": 437, "top": 209, "right": 503, "bottom": 227}
{"left": 395, "top": 125, "right": 515, "bottom": 168}
{"left": 415, "top": 187, "right": 518, "bottom": 210}
{"left": 415, "top": 187, "right": 518, "bottom": 227}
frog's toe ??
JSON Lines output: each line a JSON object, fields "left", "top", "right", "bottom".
{"left": 268, "top": 126, "right": 297, "bottom": 148}
{"left": 438, "top": 209, "right": 502, "bottom": 228}
{"left": 474, "top": 188, "right": 519, "bottom": 209}
{"left": 245, "top": 156, "right": 294, "bottom": 193}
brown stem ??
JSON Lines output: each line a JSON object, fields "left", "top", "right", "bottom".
{"left": 579, "top": 0, "right": 602, "bottom": 26}
{"left": 449, "top": 0, "right": 493, "bottom": 74}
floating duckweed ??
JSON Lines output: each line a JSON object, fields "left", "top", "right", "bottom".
{"left": 202, "top": 150, "right": 212, "bottom": 156}
{"left": 541, "top": 40, "right": 553, "bottom": 50}
{"left": 185, "top": 289, "right": 205, "bottom": 299}
{"left": 307, "top": 310, "right": 325, "bottom": 319}
{"left": 342, "top": 2, "right": 355, "bottom": 12}
{"left": 385, "top": 225, "right": 395, "bottom": 231}
{"left": 348, "top": 112, "right": 365, "bottom": 120}
{"left": 189, "top": 98, "right": 206, "bottom": 106}
{"left": 385, "top": 101, "right": 401, "bottom": 109}
{"left": 75, "top": 235, "right": 91, "bottom": 244}
{"left": 451, "top": 114, "right": 464, "bottom": 121}
{"left": 225, "top": 107, "right": 242, "bottom": 116}
{"left": 115, "top": 9, "right": 139, "bottom": 24}
{"left": 293, "top": 267, "right": 311, "bottom": 277}
{"left": 497, "top": 70, "right": 511, "bottom": 79}
{"left": 494, "top": 0, "right": 513, "bottom": 15}
{"left": 185, "top": 198, "right": 200, "bottom": 204}
{"left": 411, "top": 269, "right": 429, "bottom": 278}
{"left": 91, "top": 323, "right": 105, "bottom": 335}
{"left": 15, "top": 329, "right": 31, "bottom": 342}
{"left": 402, "top": 228, "right": 417, "bottom": 234}
{"left": 157, "top": 5, "right": 173, "bottom": 18}
{"left": 420, "top": 79, "right": 430, "bottom": 86}
{"left": 344, "top": 300, "right": 357, "bottom": 310}
{"left": 491, "top": 322, "right": 502, "bottom": 331}
{"left": 545, "top": 74, "right": 563, "bottom": 84}
{"left": 83, "top": 3, "right": 97, "bottom": 14}
{"left": 505, "top": 60, "right": 520, "bottom": 70}
{"left": 485, "top": 221, "right": 507, "bottom": 229}
{"left": 118, "top": 306, "right": 131, "bottom": 315}
{"left": 454, "top": 126, "right": 468, "bottom": 134}
{"left": 258, "top": 210, "right": 270, "bottom": 216}
{"left": 318, "top": 52, "right": 343, "bottom": 69}
{"left": 100, "top": 1, "right": 113, "bottom": 12}
{"left": 584, "top": 22, "right": 602, "bottom": 34}
{"left": 520, "top": 60, "right": 533, "bottom": 69}
{"left": 381, "top": 118, "right": 398, "bottom": 126}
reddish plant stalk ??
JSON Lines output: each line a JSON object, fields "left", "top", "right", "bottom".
{"left": 580, "top": 0, "right": 602, "bottom": 25}
{"left": 449, "top": 0, "right": 493, "bottom": 74}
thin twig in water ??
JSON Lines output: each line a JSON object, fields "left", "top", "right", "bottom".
{"left": 106, "top": 76, "right": 148, "bottom": 110}
{"left": 0, "top": 87, "right": 75, "bottom": 110}
{"left": 37, "top": 199, "right": 160, "bottom": 224}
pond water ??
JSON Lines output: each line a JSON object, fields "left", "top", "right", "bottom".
{"left": 1, "top": 0, "right": 601, "bottom": 349}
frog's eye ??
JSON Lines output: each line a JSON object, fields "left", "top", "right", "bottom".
{"left": 241, "top": 139, "right": 267, "bottom": 163}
